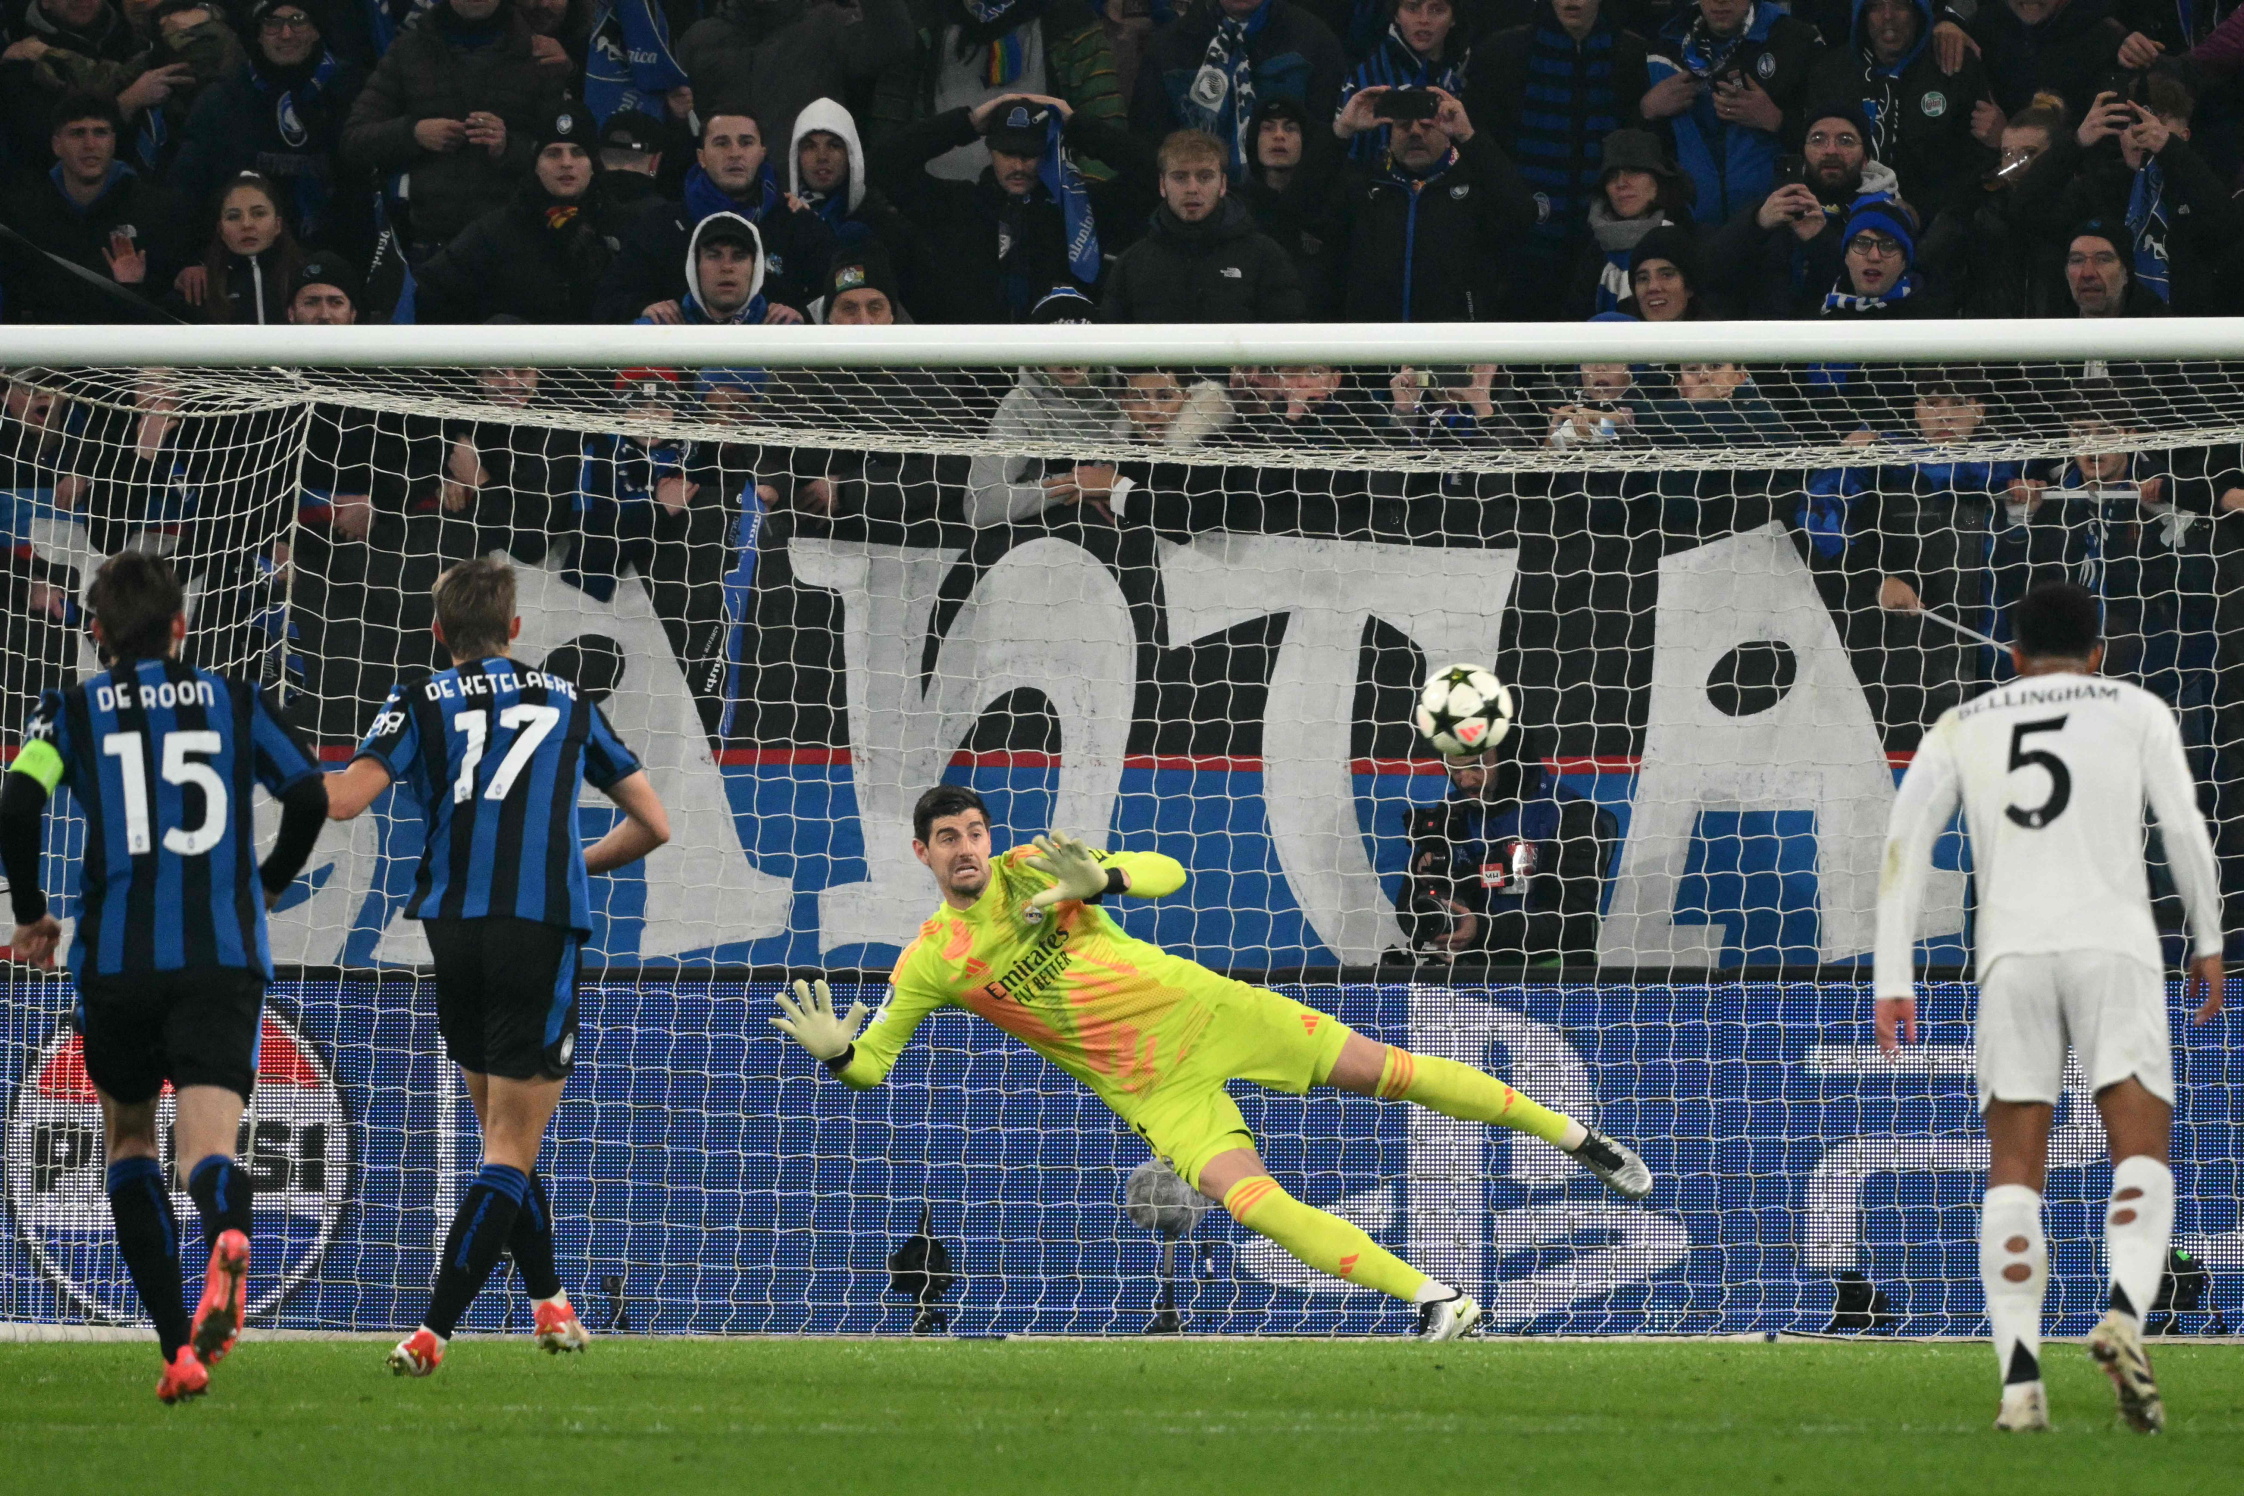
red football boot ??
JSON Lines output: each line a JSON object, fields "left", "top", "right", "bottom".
{"left": 189, "top": 1229, "right": 250, "bottom": 1365}
{"left": 156, "top": 1346, "right": 210, "bottom": 1404}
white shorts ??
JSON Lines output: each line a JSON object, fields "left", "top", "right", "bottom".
{"left": 1975, "top": 951, "right": 2173, "bottom": 1112}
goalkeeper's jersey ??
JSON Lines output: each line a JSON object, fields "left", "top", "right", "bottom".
{"left": 837, "top": 845, "right": 1223, "bottom": 1106}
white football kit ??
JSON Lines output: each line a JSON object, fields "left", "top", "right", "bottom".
{"left": 1873, "top": 672, "right": 2223, "bottom": 1109}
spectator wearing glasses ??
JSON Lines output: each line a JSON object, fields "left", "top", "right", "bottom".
{"left": 167, "top": 0, "right": 370, "bottom": 260}
{"left": 1703, "top": 102, "right": 1896, "bottom": 320}
{"left": 1815, "top": 194, "right": 1940, "bottom": 319}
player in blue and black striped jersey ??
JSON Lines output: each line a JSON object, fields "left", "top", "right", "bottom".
{"left": 0, "top": 552, "right": 330, "bottom": 1404}
{"left": 326, "top": 556, "right": 669, "bottom": 1377}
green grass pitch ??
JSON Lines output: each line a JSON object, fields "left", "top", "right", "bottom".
{"left": 5, "top": 1338, "right": 2241, "bottom": 1494}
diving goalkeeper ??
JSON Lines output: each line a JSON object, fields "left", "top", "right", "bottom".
{"left": 772, "top": 785, "right": 1653, "bottom": 1340}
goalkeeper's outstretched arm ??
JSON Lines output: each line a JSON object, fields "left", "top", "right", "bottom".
{"left": 771, "top": 976, "right": 942, "bottom": 1090}
{"left": 1020, "top": 832, "right": 1186, "bottom": 909}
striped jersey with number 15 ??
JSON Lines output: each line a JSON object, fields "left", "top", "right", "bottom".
{"left": 354, "top": 657, "right": 642, "bottom": 934}
{"left": 14, "top": 658, "right": 322, "bottom": 978}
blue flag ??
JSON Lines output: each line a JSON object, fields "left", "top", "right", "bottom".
{"left": 585, "top": 0, "right": 690, "bottom": 124}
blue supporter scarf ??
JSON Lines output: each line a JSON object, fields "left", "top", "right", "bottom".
{"left": 1181, "top": 0, "right": 1270, "bottom": 178}
{"left": 1338, "top": 24, "right": 1468, "bottom": 163}
{"left": 252, "top": 50, "right": 343, "bottom": 236}
{"left": 1675, "top": 1, "right": 1755, "bottom": 78}
{"left": 1039, "top": 112, "right": 1100, "bottom": 284}
{"left": 585, "top": 0, "right": 689, "bottom": 124}
{"left": 684, "top": 162, "right": 783, "bottom": 226}
{"left": 2125, "top": 159, "right": 2171, "bottom": 305}
{"left": 1820, "top": 271, "right": 1917, "bottom": 315}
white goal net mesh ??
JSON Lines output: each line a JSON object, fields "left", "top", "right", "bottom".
{"left": 0, "top": 336, "right": 2237, "bottom": 1338}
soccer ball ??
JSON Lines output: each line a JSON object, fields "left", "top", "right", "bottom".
{"left": 1414, "top": 664, "right": 1515, "bottom": 759}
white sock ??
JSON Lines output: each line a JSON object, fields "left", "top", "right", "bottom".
{"left": 1411, "top": 1279, "right": 1459, "bottom": 1306}
{"left": 1980, "top": 1185, "right": 2046, "bottom": 1386}
{"left": 2106, "top": 1155, "right": 2175, "bottom": 1322}
{"left": 536, "top": 1290, "right": 570, "bottom": 1309}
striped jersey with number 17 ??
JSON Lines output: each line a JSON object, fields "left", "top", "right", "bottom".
{"left": 1873, "top": 671, "right": 2224, "bottom": 998}
{"left": 354, "top": 657, "right": 642, "bottom": 934}
{"left": 16, "top": 658, "right": 321, "bottom": 978}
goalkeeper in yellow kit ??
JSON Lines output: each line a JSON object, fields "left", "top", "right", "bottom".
{"left": 772, "top": 785, "right": 1653, "bottom": 1339}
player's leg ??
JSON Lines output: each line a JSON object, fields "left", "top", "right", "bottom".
{"left": 1981, "top": 1100, "right": 2053, "bottom": 1431}
{"left": 2074, "top": 953, "right": 2179, "bottom": 1433}
{"left": 1975, "top": 955, "right": 2062, "bottom": 1432}
{"left": 79, "top": 980, "right": 203, "bottom": 1401}
{"left": 1131, "top": 1079, "right": 1477, "bottom": 1341}
{"left": 459, "top": 1068, "right": 575, "bottom": 1348}
{"left": 1324, "top": 1032, "right": 1652, "bottom": 1199}
{"left": 396, "top": 920, "right": 581, "bottom": 1373}
{"left": 168, "top": 970, "right": 264, "bottom": 1368}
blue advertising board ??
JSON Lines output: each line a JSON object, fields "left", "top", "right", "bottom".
{"left": 5, "top": 979, "right": 2237, "bottom": 1337}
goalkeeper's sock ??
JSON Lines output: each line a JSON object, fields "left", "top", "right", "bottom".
{"left": 1980, "top": 1185, "right": 2047, "bottom": 1387}
{"left": 2104, "top": 1155, "right": 2174, "bottom": 1323}
{"left": 508, "top": 1170, "right": 564, "bottom": 1302}
{"left": 108, "top": 1157, "right": 191, "bottom": 1360}
{"left": 1222, "top": 1176, "right": 1429, "bottom": 1303}
{"left": 186, "top": 1155, "right": 252, "bottom": 1261}
{"left": 1376, "top": 1049, "right": 1585, "bottom": 1148}
{"left": 426, "top": 1163, "right": 528, "bottom": 1338}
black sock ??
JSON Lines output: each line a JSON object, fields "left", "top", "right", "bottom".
{"left": 508, "top": 1172, "right": 563, "bottom": 1301}
{"left": 107, "top": 1158, "right": 189, "bottom": 1358}
{"left": 425, "top": 1164, "right": 527, "bottom": 1337}
{"left": 186, "top": 1155, "right": 251, "bottom": 1261}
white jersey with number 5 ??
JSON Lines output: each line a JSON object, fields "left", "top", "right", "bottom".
{"left": 1873, "top": 671, "right": 2223, "bottom": 998}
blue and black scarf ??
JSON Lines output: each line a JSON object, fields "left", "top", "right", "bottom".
{"left": 2124, "top": 159, "right": 2171, "bottom": 304}
{"left": 1180, "top": 0, "right": 1270, "bottom": 178}
{"left": 585, "top": 0, "right": 689, "bottom": 124}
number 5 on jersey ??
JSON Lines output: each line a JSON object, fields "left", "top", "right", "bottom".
{"left": 451, "top": 704, "right": 561, "bottom": 804}
{"left": 2004, "top": 716, "right": 2071, "bottom": 830}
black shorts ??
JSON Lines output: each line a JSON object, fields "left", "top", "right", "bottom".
{"left": 423, "top": 917, "right": 581, "bottom": 1081}
{"left": 75, "top": 968, "right": 265, "bottom": 1105}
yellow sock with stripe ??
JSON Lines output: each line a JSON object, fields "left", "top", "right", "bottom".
{"left": 1376, "top": 1048, "right": 1579, "bottom": 1147}
{"left": 1221, "top": 1176, "right": 1430, "bottom": 1303}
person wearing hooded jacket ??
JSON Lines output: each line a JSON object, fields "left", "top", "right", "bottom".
{"left": 788, "top": 96, "right": 924, "bottom": 309}
{"left": 1804, "top": 0, "right": 1992, "bottom": 222}
{"left": 595, "top": 105, "right": 833, "bottom": 322}
{"left": 1100, "top": 127, "right": 1304, "bottom": 322}
{"left": 964, "top": 286, "right": 1121, "bottom": 526}
{"left": 416, "top": 105, "right": 625, "bottom": 322}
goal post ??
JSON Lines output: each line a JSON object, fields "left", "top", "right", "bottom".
{"left": 0, "top": 320, "right": 2236, "bottom": 1338}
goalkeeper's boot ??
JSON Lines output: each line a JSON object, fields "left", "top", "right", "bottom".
{"left": 1994, "top": 1381, "right": 2050, "bottom": 1433}
{"left": 2087, "top": 1311, "right": 2164, "bottom": 1433}
{"left": 388, "top": 1327, "right": 445, "bottom": 1378}
{"left": 1416, "top": 1288, "right": 1482, "bottom": 1343}
{"left": 189, "top": 1228, "right": 250, "bottom": 1366}
{"left": 156, "top": 1346, "right": 210, "bottom": 1405}
{"left": 533, "top": 1294, "right": 590, "bottom": 1354}
{"left": 1567, "top": 1126, "right": 1653, "bottom": 1201}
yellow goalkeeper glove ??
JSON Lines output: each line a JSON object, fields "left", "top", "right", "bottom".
{"left": 1024, "top": 831, "right": 1115, "bottom": 912}
{"left": 770, "top": 978, "right": 866, "bottom": 1061}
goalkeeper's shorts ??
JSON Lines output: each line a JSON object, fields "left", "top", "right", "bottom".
{"left": 1119, "top": 985, "right": 1357, "bottom": 1191}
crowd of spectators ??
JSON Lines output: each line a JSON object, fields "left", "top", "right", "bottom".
{"left": 0, "top": 0, "right": 2235, "bottom": 948}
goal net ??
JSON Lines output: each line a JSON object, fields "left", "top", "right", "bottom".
{"left": 0, "top": 322, "right": 2236, "bottom": 1338}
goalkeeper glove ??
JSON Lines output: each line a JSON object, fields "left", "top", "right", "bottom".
{"left": 770, "top": 978, "right": 866, "bottom": 1062}
{"left": 1023, "top": 831, "right": 1116, "bottom": 912}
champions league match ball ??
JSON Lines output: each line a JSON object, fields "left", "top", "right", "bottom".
{"left": 1413, "top": 663, "right": 1515, "bottom": 759}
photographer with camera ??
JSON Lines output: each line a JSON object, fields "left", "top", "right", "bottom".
{"left": 1322, "top": 83, "right": 1538, "bottom": 321}
{"left": 1700, "top": 102, "right": 1898, "bottom": 318}
{"left": 1397, "top": 734, "right": 1614, "bottom": 967}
